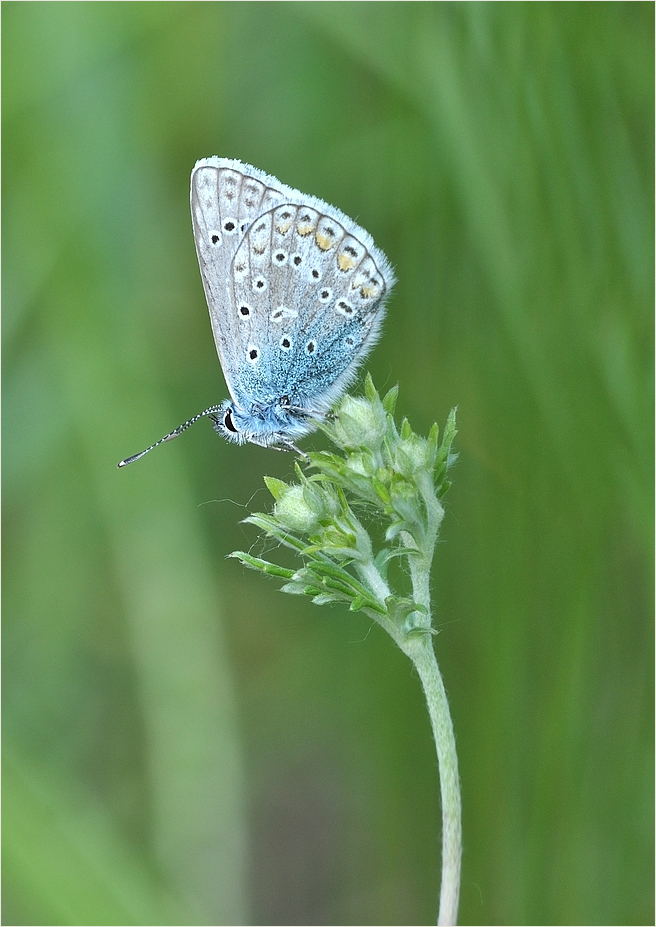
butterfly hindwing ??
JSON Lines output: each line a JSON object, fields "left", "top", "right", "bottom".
{"left": 228, "top": 201, "right": 391, "bottom": 411}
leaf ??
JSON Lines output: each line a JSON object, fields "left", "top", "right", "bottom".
{"left": 382, "top": 384, "right": 399, "bottom": 415}
{"left": 263, "top": 476, "right": 288, "bottom": 500}
{"left": 229, "top": 552, "right": 295, "bottom": 580}
{"left": 363, "top": 372, "right": 379, "bottom": 403}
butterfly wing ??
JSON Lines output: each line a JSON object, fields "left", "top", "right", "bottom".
{"left": 190, "top": 158, "right": 289, "bottom": 403}
{"left": 229, "top": 200, "right": 395, "bottom": 412}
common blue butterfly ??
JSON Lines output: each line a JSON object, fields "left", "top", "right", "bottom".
{"left": 118, "top": 158, "right": 394, "bottom": 467}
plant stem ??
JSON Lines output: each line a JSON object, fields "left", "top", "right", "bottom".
{"left": 405, "top": 634, "right": 461, "bottom": 926}
{"left": 399, "top": 488, "right": 460, "bottom": 923}
{"left": 233, "top": 384, "right": 462, "bottom": 924}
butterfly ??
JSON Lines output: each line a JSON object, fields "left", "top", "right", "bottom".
{"left": 118, "top": 158, "right": 394, "bottom": 467}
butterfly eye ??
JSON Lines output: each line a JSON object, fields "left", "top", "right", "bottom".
{"left": 223, "top": 409, "right": 238, "bottom": 433}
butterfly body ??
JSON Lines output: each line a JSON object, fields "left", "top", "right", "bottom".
{"left": 191, "top": 158, "right": 395, "bottom": 448}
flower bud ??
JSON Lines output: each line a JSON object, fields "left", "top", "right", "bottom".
{"left": 332, "top": 396, "right": 387, "bottom": 451}
{"left": 394, "top": 433, "right": 430, "bottom": 477}
{"left": 274, "top": 484, "right": 321, "bottom": 534}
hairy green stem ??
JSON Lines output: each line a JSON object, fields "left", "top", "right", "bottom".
{"left": 400, "top": 479, "right": 460, "bottom": 925}
{"left": 231, "top": 382, "right": 461, "bottom": 924}
{"left": 404, "top": 635, "right": 461, "bottom": 926}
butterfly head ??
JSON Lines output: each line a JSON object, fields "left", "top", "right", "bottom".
{"left": 209, "top": 397, "right": 317, "bottom": 449}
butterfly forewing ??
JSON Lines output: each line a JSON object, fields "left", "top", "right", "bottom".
{"left": 191, "top": 161, "right": 287, "bottom": 401}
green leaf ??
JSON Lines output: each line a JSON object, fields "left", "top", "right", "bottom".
{"left": 311, "top": 593, "right": 344, "bottom": 607}
{"left": 427, "top": 423, "right": 440, "bottom": 467}
{"left": 372, "top": 476, "right": 391, "bottom": 504}
{"left": 437, "top": 480, "right": 452, "bottom": 499}
{"left": 382, "top": 384, "right": 399, "bottom": 415}
{"left": 229, "top": 552, "right": 295, "bottom": 580}
{"left": 280, "top": 582, "right": 324, "bottom": 597}
{"left": 363, "top": 372, "right": 378, "bottom": 403}
{"left": 263, "top": 476, "right": 288, "bottom": 500}
{"left": 243, "top": 515, "right": 306, "bottom": 552}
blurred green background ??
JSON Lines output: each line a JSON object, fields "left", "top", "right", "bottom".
{"left": 3, "top": 3, "right": 653, "bottom": 925}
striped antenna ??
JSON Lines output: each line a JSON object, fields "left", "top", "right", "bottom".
{"left": 117, "top": 406, "right": 223, "bottom": 468}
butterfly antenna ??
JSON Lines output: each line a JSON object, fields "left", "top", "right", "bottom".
{"left": 117, "top": 406, "right": 223, "bottom": 468}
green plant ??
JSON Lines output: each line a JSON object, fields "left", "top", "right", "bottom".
{"left": 232, "top": 376, "right": 461, "bottom": 925}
